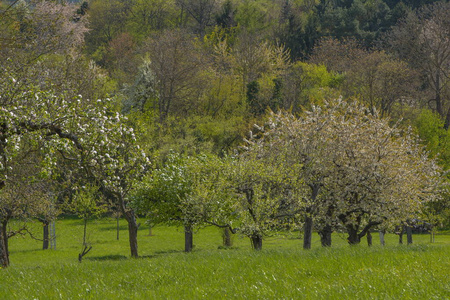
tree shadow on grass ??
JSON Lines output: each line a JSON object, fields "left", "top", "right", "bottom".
{"left": 83, "top": 249, "right": 198, "bottom": 262}
{"left": 137, "top": 254, "right": 158, "bottom": 260}
{"left": 153, "top": 249, "right": 184, "bottom": 255}
{"left": 85, "top": 254, "right": 128, "bottom": 261}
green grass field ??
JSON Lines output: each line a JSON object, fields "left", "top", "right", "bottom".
{"left": 1, "top": 217, "right": 449, "bottom": 299}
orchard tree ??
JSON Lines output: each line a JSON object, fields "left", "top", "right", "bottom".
{"left": 0, "top": 76, "right": 149, "bottom": 266}
{"left": 66, "top": 184, "right": 107, "bottom": 247}
{"left": 224, "top": 132, "right": 300, "bottom": 250}
{"left": 256, "top": 99, "right": 443, "bottom": 246}
{"left": 321, "top": 99, "right": 442, "bottom": 244}
{"left": 0, "top": 2, "right": 151, "bottom": 257}
{"left": 133, "top": 152, "right": 226, "bottom": 252}
{"left": 63, "top": 102, "right": 149, "bottom": 259}
{"left": 0, "top": 149, "right": 53, "bottom": 266}
{"left": 261, "top": 111, "right": 337, "bottom": 249}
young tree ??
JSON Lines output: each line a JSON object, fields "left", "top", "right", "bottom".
{"left": 67, "top": 184, "right": 107, "bottom": 247}
{"left": 281, "top": 61, "right": 342, "bottom": 114}
{"left": 127, "top": 0, "right": 175, "bottom": 39}
{"left": 66, "top": 184, "right": 107, "bottom": 262}
{"left": 218, "top": 129, "right": 301, "bottom": 250}
{"left": 414, "top": 109, "right": 450, "bottom": 234}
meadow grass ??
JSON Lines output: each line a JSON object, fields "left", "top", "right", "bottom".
{"left": 1, "top": 217, "right": 449, "bottom": 299}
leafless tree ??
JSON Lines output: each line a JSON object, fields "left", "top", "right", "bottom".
{"left": 385, "top": 2, "right": 450, "bottom": 128}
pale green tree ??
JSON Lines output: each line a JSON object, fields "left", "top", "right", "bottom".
{"left": 133, "top": 152, "right": 226, "bottom": 252}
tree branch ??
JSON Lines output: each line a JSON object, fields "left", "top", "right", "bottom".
{"left": 204, "top": 221, "right": 238, "bottom": 234}
{"left": 18, "top": 121, "right": 83, "bottom": 150}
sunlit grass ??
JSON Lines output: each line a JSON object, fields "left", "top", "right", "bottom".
{"left": 1, "top": 218, "right": 449, "bottom": 299}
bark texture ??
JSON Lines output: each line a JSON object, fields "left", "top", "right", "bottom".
{"left": 250, "top": 234, "right": 263, "bottom": 250}
{"left": 367, "top": 231, "right": 372, "bottom": 247}
{"left": 184, "top": 225, "right": 193, "bottom": 252}
{"left": 303, "top": 216, "right": 313, "bottom": 249}
{"left": 222, "top": 227, "right": 233, "bottom": 247}
{"left": 379, "top": 230, "right": 385, "bottom": 246}
{"left": 43, "top": 220, "right": 50, "bottom": 250}
{"left": 117, "top": 193, "right": 139, "bottom": 258}
{"left": 406, "top": 226, "right": 413, "bottom": 245}
{"left": 0, "top": 220, "right": 9, "bottom": 268}
{"left": 318, "top": 225, "right": 332, "bottom": 247}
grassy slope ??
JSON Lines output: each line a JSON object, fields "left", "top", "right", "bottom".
{"left": 1, "top": 218, "right": 449, "bottom": 299}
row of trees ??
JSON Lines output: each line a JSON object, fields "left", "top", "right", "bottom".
{"left": 132, "top": 99, "right": 445, "bottom": 251}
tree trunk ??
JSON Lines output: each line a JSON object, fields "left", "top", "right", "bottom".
{"left": 430, "top": 227, "right": 435, "bottom": 243}
{"left": 184, "top": 224, "right": 193, "bottom": 252}
{"left": 222, "top": 227, "right": 233, "bottom": 247}
{"left": 347, "top": 227, "right": 360, "bottom": 245}
{"left": 318, "top": 224, "right": 332, "bottom": 247}
{"left": 83, "top": 219, "right": 88, "bottom": 246}
{"left": 0, "top": 220, "right": 9, "bottom": 268}
{"left": 379, "top": 230, "right": 385, "bottom": 246}
{"left": 303, "top": 216, "right": 313, "bottom": 249}
{"left": 406, "top": 226, "right": 413, "bottom": 245}
{"left": 250, "top": 234, "right": 262, "bottom": 250}
{"left": 303, "top": 184, "right": 320, "bottom": 250}
{"left": 367, "top": 231, "right": 372, "bottom": 247}
{"left": 118, "top": 194, "right": 139, "bottom": 258}
{"left": 125, "top": 212, "right": 139, "bottom": 258}
{"left": 148, "top": 226, "right": 153, "bottom": 236}
{"left": 116, "top": 213, "right": 120, "bottom": 240}
{"left": 50, "top": 221, "right": 56, "bottom": 250}
{"left": 43, "top": 220, "right": 50, "bottom": 250}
